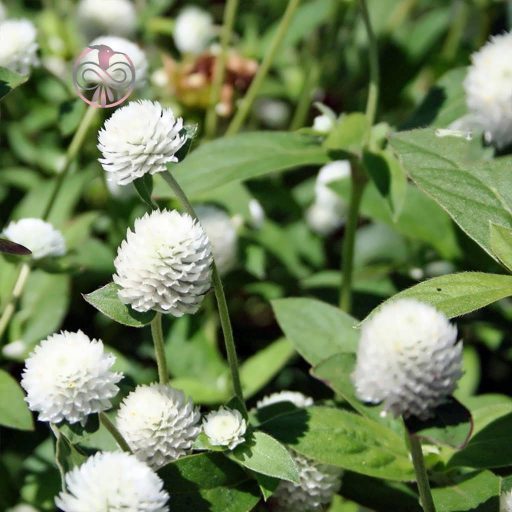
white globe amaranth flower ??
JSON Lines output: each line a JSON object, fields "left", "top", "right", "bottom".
{"left": 272, "top": 452, "right": 342, "bottom": 512}
{"left": 113, "top": 209, "right": 212, "bottom": 315}
{"left": 21, "top": 330, "right": 122, "bottom": 424}
{"left": 196, "top": 205, "right": 238, "bottom": 275}
{"left": 464, "top": 31, "right": 512, "bottom": 148}
{"left": 312, "top": 113, "right": 334, "bottom": 133}
{"left": 352, "top": 299, "right": 463, "bottom": 419}
{"left": 203, "top": 407, "right": 247, "bottom": 450}
{"left": 2, "top": 339, "right": 28, "bottom": 360}
{"left": 88, "top": 35, "right": 148, "bottom": 89}
{"left": 55, "top": 451, "right": 169, "bottom": 512}
{"left": 173, "top": 7, "right": 215, "bottom": 55}
{"left": 0, "top": 19, "right": 38, "bottom": 75}
{"left": 306, "top": 160, "right": 350, "bottom": 236}
{"left": 77, "top": 0, "right": 137, "bottom": 41}
{"left": 501, "top": 490, "right": 512, "bottom": 512}
{"left": 98, "top": 100, "right": 186, "bottom": 186}
{"left": 256, "top": 391, "right": 314, "bottom": 409}
{"left": 3, "top": 218, "right": 65, "bottom": 260}
{"left": 117, "top": 384, "right": 201, "bottom": 469}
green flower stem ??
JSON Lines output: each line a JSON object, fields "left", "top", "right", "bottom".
{"left": 151, "top": 312, "right": 169, "bottom": 385}
{"left": 0, "top": 262, "right": 31, "bottom": 343}
{"left": 43, "top": 104, "right": 98, "bottom": 220}
{"left": 226, "top": 0, "right": 301, "bottom": 136}
{"left": 204, "top": 0, "right": 239, "bottom": 139}
{"left": 339, "top": 164, "right": 366, "bottom": 312}
{"left": 160, "top": 170, "right": 246, "bottom": 412}
{"left": 408, "top": 432, "right": 437, "bottom": 512}
{"left": 99, "top": 412, "right": 132, "bottom": 452}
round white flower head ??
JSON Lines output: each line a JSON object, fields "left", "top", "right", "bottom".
{"left": 117, "top": 384, "right": 201, "bottom": 469}
{"left": 0, "top": 19, "right": 38, "bottom": 75}
{"left": 272, "top": 452, "right": 342, "bottom": 512}
{"left": 352, "top": 299, "right": 462, "bottom": 419}
{"left": 312, "top": 114, "right": 334, "bottom": 134}
{"left": 3, "top": 218, "right": 65, "bottom": 260}
{"left": 501, "top": 490, "right": 512, "bottom": 512}
{"left": 306, "top": 202, "right": 345, "bottom": 237}
{"left": 464, "top": 31, "right": 512, "bottom": 148}
{"left": 88, "top": 35, "right": 148, "bottom": 89}
{"left": 55, "top": 451, "right": 169, "bottom": 512}
{"left": 256, "top": 391, "right": 314, "bottom": 410}
{"left": 203, "top": 407, "right": 247, "bottom": 450}
{"left": 113, "top": 209, "right": 212, "bottom": 315}
{"left": 255, "top": 98, "right": 290, "bottom": 128}
{"left": 196, "top": 205, "right": 237, "bottom": 275}
{"left": 77, "top": 0, "right": 137, "bottom": 40}
{"left": 21, "top": 330, "right": 122, "bottom": 424}
{"left": 98, "top": 100, "right": 186, "bottom": 186}
{"left": 2, "top": 339, "right": 28, "bottom": 360}
{"left": 173, "top": 7, "right": 215, "bottom": 55}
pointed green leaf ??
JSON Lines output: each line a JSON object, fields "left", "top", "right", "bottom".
{"left": 490, "top": 222, "right": 512, "bottom": 272}
{"left": 0, "top": 369, "right": 33, "bottom": 430}
{"left": 0, "top": 67, "right": 28, "bottom": 100}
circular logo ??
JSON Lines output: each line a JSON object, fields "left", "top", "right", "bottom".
{"left": 73, "top": 45, "right": 136, "bottom": 108}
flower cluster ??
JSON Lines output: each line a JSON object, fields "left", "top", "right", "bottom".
{"left": 0, "top": 18, "right": 38, "bottom": 75}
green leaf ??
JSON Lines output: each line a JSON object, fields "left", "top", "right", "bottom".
{"left": 230, "top": 431, "right": 299, "bottom": 483}
{"left": 272, "top": 298, "right": 359, "bottom": 366}
{"left": 155, "top": 132, "right": 329, "bottom": 198}
{"left": 240, "top": 338, "right": 295, "bottom": 399}
{"left": 133, "top": 174, "right": 155, "bottom": 208}
{"left": 159, "top": 453, "right": 260, "bottom": 512}
{"left": 83, "top": 282, "right": 155, "bottom": 327}
{"left": 0, "top": 66, "right": 28, "bottom": 100}
{"left": 324, "top": 113, "right": 369, "bottom": 154}
{"left": 170, "top": 377, "right": 229, "bottom": 405}
{"left": 0, "top": 369, "right": 33, "bottom": 430}
{"left": 54, "top": 428, "right": 87, "bottom": 478}
{"left": 449, "top": 411, "right": 512, "bottom": 469}
{"left": 404, "top": 397, "right": 473, "bottom": 448}
{"left": 262, "top": 407, "right": 414, "bottom": 481}
{"left": 432, "top": 470, "right": 500, "bottom": 512}
{"left": 367, "top": 272, "right": 512, "bottom": 319}
{"left": 390, "top": 127, "right": 512, "bottom": 260}
{"left": 490, "top": 222, "right": 512, "bottom": 272}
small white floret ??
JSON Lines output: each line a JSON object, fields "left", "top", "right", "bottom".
{"left": 173, "top": 7, "right": 215, "bottom": 55}
{"left": 202, "top": 407, "right": 247, "bottom": 450}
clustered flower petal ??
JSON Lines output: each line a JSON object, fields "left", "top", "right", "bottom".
{"left": 55, "top": 452, "right": 169, "bottom": 512}
{"left": 202, "top": 407, "right": 247, "bottom": 450}
{"left": 98, "top": 100, "right": 186, "bottom": 185}
{"left": 272, "top": 452, "right": 342, "bottom": 512}
{"left": 117, "top": 384, "right": 201, "bottom": 469}
{"left": 113, "top": 209, "right": 212, "bottom": 316}
{"left": 3, "top": 218, "right": 65, "bottom": 260}
{"left": 464, "top": 31, "right": 512, "bottom": 148}
{"left": 21, "top": 331, "right": 122, "bottom": 424}
{"left": 501, "top": 490, "right": 512, "bottom": 512}
{"left": 256, "top": 391, "right": 314, "bottom": 410}
{"left": 306, "top": 161, "right": 350, "bottom": 236}
{"left": 173, "top": 7, "right": 215, "bottom": 55}
{"left": 77, "top": 0, "right": 137, "bottom": 40}
{"left": 196, "top": 205, "right": 238, "bottom": 275}
{"left": 0, "top": 19, "right": 38, "bottom": 75}
{"left": 352, "top": 299, "right": 462, "bottom": 419}
{"left": 88, "top": 35, "right": 148, "bottom": 89}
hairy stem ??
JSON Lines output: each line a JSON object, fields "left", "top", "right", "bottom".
{"left": 99, "top": 412, "right": 132, "bottom": 452}
{"left": 408, "top": 432, "right": 437, "bottom": 512}
{"left": 161, "top": 171, "right": 246, "bottom": 411}
{"left": 151, "top": 312, "right": 169, "bottom": 385}
{"left": 226, "top": 0, "right": 301, "bottom": 136}
{"left": 204, "top": 0, "right": 239, "bottom": 139}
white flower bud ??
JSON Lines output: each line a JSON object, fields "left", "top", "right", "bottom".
{"left": 272, "top": 452, "right": 342, "bottom": 512}
{"left": 77, "top": 0, "right": 137, "bottom": 41}
{"left": 2, "top": 339, "right": 28, "bottom": 360}
{"left": 196, "top": 205, "right": 238, "bottom": 275}
{"left": 3, "top": 218, "right": 65, "bottom": 260}
{"left": 89, "top": 35, "right": 148, "bottom": 89}
{"left": 249, "top": 199, "right": 265, "bottom": 229}
{"left": 113, "top": 209, "right": 212, "bottom": 316}
{"left": 0, "top": 19, "right": 38, "bottom": 75}
{"left": 173, "top": 7, "right": 215, "bottom": 55}
{"left": 117, "top": 384, "right": 201, "bottom": 469}
{"left": 464, "top": 31, "right": 512, "bottom": 148}
{"left": 21, "top": 331, "right": 122, "bottom": 424}
{"left": 312, "top": 114, "right": 334, "bottom": 134}
{"left": 256, "top": 391, "right": 313, "bottom": 409}
{"left": 353, "top": 299, "right": 463, "bottom": 419}
{"left": 55, "top": 452, "right": 169, "bottom": 512}
{"left": 98, "top": 100, "right": 186, "bottom": 186}
{"left": 202, "top": 407, "right": 246, "bottom": 450}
